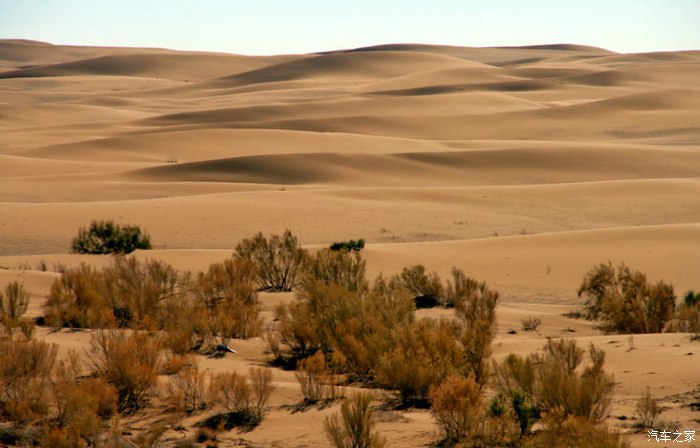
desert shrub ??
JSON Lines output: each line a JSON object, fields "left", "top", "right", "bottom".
{"left": 330, "top": 239, "right": 365, "bottom": 252}
{"left": 71, "top": 219, "right": 151, "bottom": 254}
{"left": 302, "top": 249, "right": 367, "bottom": 292}
{"left": 86, "top": 330, "right": 161, "bottom": 413}
{"left": 429, "top": 375, "right": 483, "bottom": 445}
{"left": 0, "top": 281, "right": 34, "bottom": 338}
{"left": 675, "top": 292, "right": 700, "bottom": 340}
{"left": 44, "top": 263, "right": 113, "bottom": 329}
{"left": 521, "top": 316, "right": 542, "bottom": 332}
{"left": 377, "top": 318, "right": 462, "bottom": 405}
{"left": 400, "top": 264, "right": 444, "bottom": 308}
{"left": 0, "top": 338, "right": 57, "bottom": 425}
{"left": 234, "top": 229, "right": 308, "bottom": 291}
{"left": 450, "top": 268, "right": 499, "bottom": 384}
{"left": 208, "top": 367, "right": 273, "bottom": 420}
{"left": 493, "top": 339, "right": 615, "bottom": 431}
{"left": 524, "top": 415, "right": 630, "bottom": 448}
{"left": 295, "top": 352, "right": 338, "bottom": 403}
{"left": 684, "top": 290, "right": 700, "bottom": 307}
{"left": 578, "top": 262, "right": 676, "bottom": 333}
{"left": 167, "top": 355, "right": 206, "bottom": 413}
{"left": 324, "top": 392, "right": 387, "bottom": 448}
{"left": 634, "top": 387, "right": 662, "bottom": 429}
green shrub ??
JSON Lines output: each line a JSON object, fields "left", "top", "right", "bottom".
{"left": 493, "top": 339, "right": 615, "bottom": 429}
{"left": 234, "top": 230, "right": 308, "bottom": 292}
{"left": 324, "top": 392, "right": 387, "bottom": 448}
{"left": 330, "top": 239, "right": 365, "bottom": 252}
{"left": 578, "top": 262, "right": 676, "bottom": 333}
{"left": 71, "top": 219, "right": 151, "bottom": 254}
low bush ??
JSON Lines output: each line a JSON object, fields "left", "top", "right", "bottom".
{"left": 399, "top": 264, "right": 443, "bottom": 308}
{"left": 235, "top": 229, "right": 308, "bottom": 292}
{"left": 301, "top": 249, "right": 367, "bottom": 293}
{"left": 429, "top": 375, "right": 483, "bottom": 445}
{"left": 71, "top": 219, "right": 151, "bottom": 254}
{"left": 330, "top": 239, "right": 365, "bottom": 252}
{"left": 208, "top": 367, "right": 274, "bottom": 422}
{"left": 493, "top": 338, "right": 615, "bottom": 433}
{"left": 0, "top": 338, "right": 57, "bottom": 425}
{"left": 521, "top": 316, "right": 542, "bottom": 332}
{"left": 578, "top": 262, "right": 676, "bottom": 333}
{"left": 167, "top": 355, "right": 206, "bottom": 413}
{"left": 324, "top": 392, "right": 386, "bottom": 448}
{"left": 86, "top": 330, "right": 161, "bottom": 413}
{"left": 295, "top": 352, "right": 338, "bottom": 404}
{"left": 0, "top": 281, "right": 34, "bottom": 338}
{"left": 634, "top": 387, "right": 662, "bottom": 430}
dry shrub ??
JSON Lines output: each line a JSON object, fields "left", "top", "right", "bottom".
{"left": 578, "top": 262, "right": 676, "bottom": 333}
{"left": 209, "top": 367, "right": 274, "bottom": 419}
{"left": 45, "top": 263, "right": 113, "bottom": 329}
{"left": 493, "top": 338, "right": 615, "bottom": 434}
{"left": 524, "top": 415, "right": 630, "bottom": 448}
{"left": 400, "top": 264, "right": 444, "bottom": 308}
{"left": 302, "top": 249, "right": 367, "bottom": 292}
{"left": 674, "top": 295, "right": 700, "bottom": 340}
{"left": 450, "top": 268, "right": 499, "bottom": 384}
{"left": 86, "top": 330, "right": 161, "bottom": 413}
{"left": 0, "top": 338, "right": 57, "bottom": 425}
{"left": 634, "top": 387, "right": 662, "bottom": 429}
{"left": 167, "top": 355, "right": 206, "bottom": 413}
{"left": 324, "top": 392, "right": 386, "bottom": 448}
{"left": 0, "top": 281, "right": 34, "bottom": 338}
{"left": 234, "top": 229, "right": 308, "bottom": 292}
{"left": 429, "top": 375, "right": 483, "bottom": 445}
{"left": 295, "top": 352, "right": 337, "bottom": 403}
{"left": 377, "top": 318, "right": 462, "bottom": 405}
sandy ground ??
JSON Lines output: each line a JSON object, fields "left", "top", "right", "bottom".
{"left": 1, "top": 39, "right": 699, "bottom": 447}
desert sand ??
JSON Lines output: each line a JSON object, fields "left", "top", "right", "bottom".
{"left": 0, "top": 39, "right": 699, "bottom": 446}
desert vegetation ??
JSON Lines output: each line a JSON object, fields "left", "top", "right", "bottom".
{"left": 11, "top": 232, "right": 698, "bottom": 446}
{"left": 71, "top": 220, "right": 152, "bottom": 254}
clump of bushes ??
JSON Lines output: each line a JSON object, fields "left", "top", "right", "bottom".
{"left": 400, "top": 264, "right": 444, "bottom": 308}
{"left": 330, "top": 239, "right": 365, "bottom": 252}
{"left": 208, "top": 367, "right": 275, "bottom": 428}
{"left": 324, "top": 392, "right": 386, "bottom": 448}
{"left": 578, "top": 262, "right": 676, "bottom": 333}
{"left": 235, "top": 229, "right": 308, "bottom": 292}
{"left": 71, "top": 219, "right": 152, "bottom": 254}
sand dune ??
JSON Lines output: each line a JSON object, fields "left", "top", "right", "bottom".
{"left": 1, "top": 40, "right": 699, "bottom": 447}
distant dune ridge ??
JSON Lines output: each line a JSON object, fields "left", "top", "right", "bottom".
{"left": 0, "top": 40, "right": 699, "bottom": 447}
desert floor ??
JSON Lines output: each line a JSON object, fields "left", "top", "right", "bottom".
{"left": 1, "top": 39, "right": 699, "bottom": 447}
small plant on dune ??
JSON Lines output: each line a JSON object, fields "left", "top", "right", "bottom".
{"left": 324, "top": 392, "right": 387, "bottom": 448}
{"left": 0, "top": 338, "right": 57, "bottom": 426}
{"left": 0, "top": 281, "right": 35, "bottom": 338}
{"left": 429, "top": 374, "right": 483, "bottom": 445}
{"left": 208, "top": 367, "right": 274, "bottom": 425}
{"left": 166, "top": 355, "right": 206, "bottom": 413}
{"left": 234, "top": 229, "right": 308, "bottom": 292}
{"left": 301, "top": 248, "right": 368, "bottom": 293}
{"left": 524, "top": 415, "right": 630, "bottom": 448}
{"left": 71, "top": 219, "right": 152, "bottom": 254}
{"left": 578, "top": 262, "right": 676, "bottom": 334}
{"left": 521, "top": 316, "right": 542, "bottom": 332}
{"left": 86, "top": 330, "right": 161, "bottom": 413}
{"left": 295, "top": 351, "right": 338, "bottom": 404}
{"left": 399, "top": 264, "right": 444, "bottom": 308}
{"left": 330, "top": 239, "right": 365, "bottom": 252}
{"left": 634, "top": 387, "right": 662, "bottom": 430}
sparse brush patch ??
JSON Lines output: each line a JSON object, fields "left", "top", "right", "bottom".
{"left": 208, "top": 367, "right": 273, "bottom": 420}
{"left": 324, "top": 392, "right": 387, "bottom": 448}
{"left": 166, "top": 355, "right": 206, "bottom": 413}
{"left": 0, "top": 338, "right": 57, "bottom": 426}
{"left": 429, "top": 374, "right": 483, "bottom": 445}
{"left": 0, "top": 281, "right": 34, "bottom": 339}
{"left": 86, "top": 330, "right": 161, "bottom": 413}
{"left": 234, "top": 229, "right": 308, "bottom": 292}
{"left": 295, "top": 352, "right": 338, "bottom": 404}
{"left": 634, "top": 387, "right": 662, "bottom": 430}
{"left": 674, "top": 293, "right": 700, "bottom": 340}
{"left": 524, "top": 414, "right": 630, "bottom": 448}
{"left": 578, "top": 262, "right": 676, "bottom": 334}
{"left": 399, "top": 264, "right": 444, "bottom": 308}
{"left": 301, "top": 248, "right": 368, "bottom": 293}
{"left": 521, "top": 316, "right": 542, "bottom": 332}
{"left": 493, "top": 338, "right": 615, "bottom": 435}
{"left": 71, "top": 219, "right": 152, "bottom": 254}
{"left": 329, "top": 239, "right": 365, "bottom": 252}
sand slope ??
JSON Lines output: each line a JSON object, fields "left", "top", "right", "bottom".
{"left": 1, "top": 40, "right": 699, "bottom": 447}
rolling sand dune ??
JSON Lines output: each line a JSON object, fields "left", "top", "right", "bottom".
{"left": 1, "top": 40, "right": 699, "bottom": 447}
